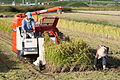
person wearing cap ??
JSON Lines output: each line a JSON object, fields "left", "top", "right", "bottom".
{"left": 22, "top": 12, "right": 35, "bottom": 38}
{"left": 94, "top": 45, "right": 109, "bottom": 70}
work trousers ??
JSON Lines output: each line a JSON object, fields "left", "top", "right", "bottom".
{"left": 94, "top": 56, "right": 107, "bottom": 66}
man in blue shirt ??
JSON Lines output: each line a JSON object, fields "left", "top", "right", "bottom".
{"left": 22, "top": 12, "right": 35, "bottom": 38}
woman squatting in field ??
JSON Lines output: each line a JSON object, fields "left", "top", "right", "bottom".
{"left": 94, "top": 45, "right": 109, "bottom": 70}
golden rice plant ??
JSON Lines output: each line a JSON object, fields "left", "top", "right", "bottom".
{"left": 0, "top": 19, "right": 12, "bottom": 33}
{"left": 58, "top": 19, "right": 120, "bottom": 38}
{"left": 44, "top": 33, "right": 94, "bottom": 72}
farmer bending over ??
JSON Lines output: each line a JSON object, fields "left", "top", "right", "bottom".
{"left": 22, "top": 12, "right": 35, "bottom": 38}
{"left": 94, "top": 45, "right": 109, "bottom": 70}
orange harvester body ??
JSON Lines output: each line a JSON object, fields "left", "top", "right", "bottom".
{"left": 12, "top": 7, "right": 62, "bottom": 53}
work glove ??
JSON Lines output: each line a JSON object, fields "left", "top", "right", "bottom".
{"left": 22, "top": 30, "right": 26, "bottom": 33}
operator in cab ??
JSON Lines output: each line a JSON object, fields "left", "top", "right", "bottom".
{"left": 22, "top": 12, "right": 35, "bottom": 38}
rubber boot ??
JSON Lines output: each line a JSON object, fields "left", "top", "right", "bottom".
{"left": 103, "top": 65, "right": 106, "bottom": 70}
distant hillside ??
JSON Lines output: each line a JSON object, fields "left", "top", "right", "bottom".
{"left": 51, "top": 1, "right": 89, "bottom": 7}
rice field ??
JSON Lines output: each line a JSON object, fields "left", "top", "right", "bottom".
{"left": 58, "top": 19, "right": 120, "bottom": 38}
{"left": 78, "top": 11, "right": 120, "bottom": 16}
{"left": 1, "top": 11, "right": 120, "bottom": 80}
{"left": 0, "top": 18, "right": 12, "bottom": 33}
{"left": 1, "top": 12, "right": 120, "bottom": 52}
{"left": 41, "top": 12, "right": 120, "bottom": 53}
{"left": 43, "top": 12, "right": 120, "bottom": 27}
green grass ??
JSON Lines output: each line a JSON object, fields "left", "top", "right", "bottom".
{"left": 0, "top": 6, "right": 45, "bottom": 13}
{"left": 0, "top": 6, "right": 71, "bottom": 15}
{"left": 50, "top": 1, "right": 88, "bottom": 7}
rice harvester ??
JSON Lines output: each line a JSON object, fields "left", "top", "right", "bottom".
{"left": 12, "top": 7, "right": 62, "bottom": 68}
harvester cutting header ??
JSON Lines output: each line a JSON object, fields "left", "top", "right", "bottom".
{"left": 12, "top": 7, "right": 62, "bottom": 70}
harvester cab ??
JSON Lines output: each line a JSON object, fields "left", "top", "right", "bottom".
{"left": 12, "top": 7, "right": 62, "bottom": 69}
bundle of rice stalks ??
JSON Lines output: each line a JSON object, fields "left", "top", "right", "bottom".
{"left": 44, "top": 33, "right": 94, "bottom": 72}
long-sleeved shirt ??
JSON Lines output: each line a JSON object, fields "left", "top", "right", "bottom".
{"left": 95, "top": 45, "right": 108, "bottom": 59}
{"left": 22, "top": 18, "right": 35, "bottom": 31}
